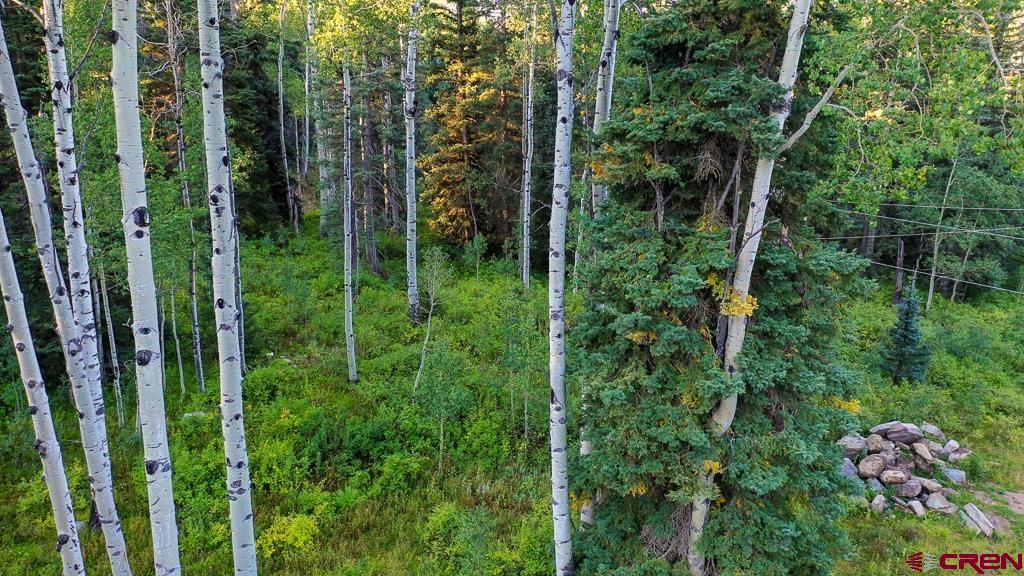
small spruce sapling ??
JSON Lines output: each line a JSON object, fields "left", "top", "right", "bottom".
{"left": 882, "top": 292, "right": 931, "bottom": 384}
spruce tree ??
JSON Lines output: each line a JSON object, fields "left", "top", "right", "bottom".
{"left": 882, "top": 293, "right": 930, "bottom": 384}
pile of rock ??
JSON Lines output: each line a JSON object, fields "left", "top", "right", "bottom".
{"left": 837, "top": 421, "right": 995, "bottom": 536}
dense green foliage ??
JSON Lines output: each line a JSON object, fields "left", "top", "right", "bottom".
{"left": 881, "top": 294, "right": 930, "bottom": 384}
{"left": 0, "top": 0, "right": 1022, "bottom": 574}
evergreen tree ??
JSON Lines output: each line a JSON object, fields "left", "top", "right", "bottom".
{"left": 882, "top": 293, "right": 930, "bottom": 384}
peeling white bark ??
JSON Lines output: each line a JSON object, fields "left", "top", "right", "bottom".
{"left": 690, "top": 2, "right": 813, "bottom": 574}
{"left": 549, "top": 1, "right": 575, "bottom": 573}
{"left": 520, "top": 0, "right": 536, "bottom": 292}
{"left": 197, "top": 2, "right": 259, "bottom": 573}
{"left": 343, "top": 64, "right": 359, "bottom": 382}
{"left": 0, "top": 209, "right": 85, "bottom": 576}
{"left": 590, "top": 0, "right": 621, "bottom": 211}
{"left": 109, "top": 0, "right": 182, "bottom": 571}
{"left": 0, "top": 17, "right": 134, "bottom": 575}
{"left": 404, "top": 1, "right": 420, "bottom": 322}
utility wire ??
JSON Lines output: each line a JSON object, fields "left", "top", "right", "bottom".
{"left": 867, "top": 260, "right": 1024, "bottom": 296}
{"left": 832, "top": 208, "right": 1024, "bottom": 241}
{"left": 876, "top": 202, "right": 1024, "bottom": 212}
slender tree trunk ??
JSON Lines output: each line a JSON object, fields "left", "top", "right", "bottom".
{"left": 589, "top": 0, "right": 621, "bottom": 212}
{"left": 197, "top": 3, "right": 260, "bottom": 573}
{"left": 0, "top": 210, "right": 86, "bottom": 576}
{"left": 927, "top": 156, "right": 958, "bottom": 313}
{"left": 951, "top": 246, "right": 971, "bottom": 302}
{"left": 520, "top": 0, "right": 536, "bottom": 291}
{"left": 343, "top": 64, "right": 359, "bottom": 382}
{"left": 691, "top": 3, "right": 813, "bottom": 574}
{"left": 360, "top": 52, "right": 383, "bottom": 276}
{"left": 580, "top": 0, "right": 622, "bottom": 532}
{"left": 93, "top": 271, "right": 105, "bottom": 374}
{"left": 109, "top": 0, "right": 181, "bottom": 569}
{"left": 279, "top": 0, "right": 299, "bottom": 235}
{"left": 404, "top": 2, "right": 421, "bottom": 323}
{"left": 166, "top": 0, "right": 206, "bottom": 392}
{"left": 894, "top": 238, "right": 905, "bottom": 303}
{"left": 99, "top": 261, "right": 126, "bottom": 428}
{"left": 2, "top": 18, "right": 135, "bottom": 574}
{"left": 303, "top": 2, "right": 311, "bottom": 180}
{"left": 381, "top": 61, "right": 402, "bottom": 230}
{"left": 412, "top": 291, "right": 435, "bottom": 397}
{"left": 549, "top": 1, "right": 575, "bottom": 573}
{"left": 42, "top": 0, "right": 112, "bottom": 477}
{"left": 170, "top": 285, "right": 186, "bottom": 397}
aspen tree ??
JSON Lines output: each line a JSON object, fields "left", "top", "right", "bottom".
{"left": 403, "top": 0, "right": 421, "bottom": 322}
{"left": 520, "top": 0, "right": 536, "bottom": 291}
{"left": 548, "top": 0, "right": 575, "bottom": 573}
{"left": 109, "top": 0, "right": 182, "bottom": 570}
{"left": 165, "top": 0, "right": 206, "bottom": 391}
{"left": 197, "top": 1, "right": 260, "bottom": 572}
{"left": 689, "top": 2, "right": 813, "bottom": 574}
{"left": 343, "top": 63, "right": 359, "bottom": 382}
{"left": 590, "top": 0, "right": 621, "bottom": 211}
{"left": 1, "top": 17, "right": 134, "bottom": 575}
{"left": 0, "top": 208, "right": 86, "bottom": 576}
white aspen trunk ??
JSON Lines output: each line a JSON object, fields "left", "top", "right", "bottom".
{"left": 99, "top": 261, "right": 126, "bottom": 428}
{"left": 927, "top": 156, "right": 957, "bottom": 313}
{"left": 549, "top": 1, "right": 575, "bottom": 573}
{"left": 0, "top": 19, "right": 134, "bottom": 575}
{"left": 520, "top": 0, "right": 536, "bottom": 292}
{"left": 197, "top": 2, "right": 259, "bottom": 573}
{"left": 278, "top": 0, "right": 298, "bottom": 235}
{"left": 0, "top": 209, "right": 85, "bottom": 576}
{"left": 93, "top": 272, "right": 105, "bottom": 372}
{"left": 403, "top": 1, "right": 421, "bottom": 323}
{"left": 159, "top": 289, "right": 167, "bottom": 391}
{"left": 343, "top": 64, "right": 359, "bottom": 382}
{"left": 109, "top": 0, "right": 182, "bottom": 570}
{"left": 42, "top": 0, "right": 111, "bottom": 468}
{"left": 170, "top": 285, "right": 185, "bottom": 397}
{"left": 303, "top": 1, "right": 311, "bottom": 180}
{"left": 589, "top": 0, "right": 621, "bottom": 212}
{"left": 690, "top": 3, "right": 813, "bottom": 574}
{"left": 381, "top": 69, "right": 402, "bottom": 230}
{"left": 165, "top": 0, "right": 206, "bottom": 392}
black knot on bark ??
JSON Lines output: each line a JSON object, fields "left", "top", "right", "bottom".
{"left": 134, "top": 230, "right": 145, "bottom": 239}
{"left": 5, "top": 324, "right": 13, "bottom": 332}
{"left": 34, "top": 438, "right": 47, "bottom": 457}
{"left": 222, "top": 155, "right": 229, "bottom": 166}
{"left": 208, "top": 17, "right": 217, "bottom": 25}
{"left": 145, "top": 459, "right": 159, "bottom": 475}
{"left": 15, "top": 342, "right": 25, "bottom": 352}
{"left": 107, "top": 30, "right": 119, "bottom": 44}
{"left": 113, "top": 153, "right": 121, "bottom": 163}
{"left": 216, "top": 298, "right": 226, "bottom": 309}
{"left": 56, "top": 533, "right": 69, "bottom": 551}
{"left": 132, "top": 206, "right": 150, "bottom": 227}
{"left": 136, "top": 349, "right": 153, "bottom": 366}
{"left": 29, "top": 405, "right": 38, "bottom": 415}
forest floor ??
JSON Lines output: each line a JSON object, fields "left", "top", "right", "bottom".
{"left": 2, "top": 220, "right": 1023, "bottom": 575}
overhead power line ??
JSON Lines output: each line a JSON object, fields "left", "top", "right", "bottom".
{"left": 833, "top": 208, "right": 1024, "bottom": 241}
{"left": 867, "top": 260, "right": 1024, "bottom": 296}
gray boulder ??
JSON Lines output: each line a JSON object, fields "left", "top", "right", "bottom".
{"left": 925, "top": 493, "right": 958, "bottom": 514}
{"left": 942, "top": 439, "right": 960, "bottom": 456}
{"left": 838, "top": 434, "right": 866, "bottom": 460}
{"left": 912, "top": 442, "right": 935, "bottom": 464}
{"left": 943, "top": 468, "right": 967, "bottom": 485}
{"left": 840, "top": 458, "right": 860, "bottom": 480}
{"left": 921, "top": 422, "right": 946, "bottom": 442}
{"left": 914, "top": 476, "right": 944, "bottom": 493}
{"left": 948, "top": 448, "right": 972, "bottom": 464}
{"left": 865, "top": 433, "right": 886, "bottom": 454}
{"left": 887, "top": 422, "right": 924, "bottom": 444}
{"left": 963, "top": 503, "right": 994, "bottom": 537}
{"left": 908, "top": 500, "right": 927, "bottom": 517}
{"left": 858, "top": 454, "right": 887, "bottom": 478}
{"left": 881, "top": 469, "right": 909, "bottom": 485}
{"left": 870, "top": 420, "right": 902, "bottom": 436}
{"left": 871, "top": 494, "right": 889, "bottom": 514}
{"left": 866, "top": 478, "right": 884, "bottom": 492}
{"left": 897, "top": 479, "right": 923, "bottom": 498}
